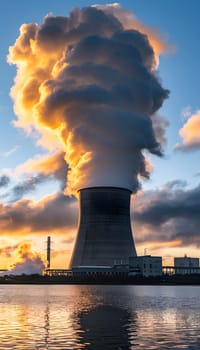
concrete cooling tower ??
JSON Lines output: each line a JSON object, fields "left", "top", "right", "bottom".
{"left": 70, "top": 186, "right": 137, "bottom": 267}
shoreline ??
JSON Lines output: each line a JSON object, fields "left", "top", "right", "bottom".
{"left": 1, "top": 274, "right": 200, "bottom": 286}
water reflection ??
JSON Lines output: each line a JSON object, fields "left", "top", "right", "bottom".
{"left": 1, "top": 285, "right": 200, "bottom": 349}
{"left": 44, "top": 304, "right": 50, "bottom": 349}
{"left": 77, "top": 304, "right": 134, "bottom": 349}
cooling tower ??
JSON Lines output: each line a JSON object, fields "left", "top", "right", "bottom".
{"left": 70, "top": 186, "right": 137, "bottom": 267}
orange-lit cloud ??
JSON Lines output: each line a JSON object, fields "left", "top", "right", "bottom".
{"left": 7, "top": 242, "right": 45, "bottom": 275}
{"left": 8, "top": 5, "right": 169, "bottom": 195}
{"left": 16, "top": 150, "right": 67, "bottom": 186}
{"left": 175, "top": 110, "right": 200, "bottom": 151}
{"left": 0, "top": 191, "right": 77, "bottom": 236}
{"left": 0, "top": 243, "right": 18, "bottom": 258}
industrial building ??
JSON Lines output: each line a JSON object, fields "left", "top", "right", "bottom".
{"left": 71, "top": 256, "right": 162, "bottom": 278}
{"left": 129, "top": 255, "right": 162, "bottom": 277}
{"left": 174, "top": 256, "right": 200, "bottom": 275}
{"left": 70, "top": 187, "right": 137, "bottom": 268}
{"left": 72, "top": 264, "right": 130, "bottom": 278}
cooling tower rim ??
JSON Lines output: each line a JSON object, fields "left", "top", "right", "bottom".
{"left": 77, "top": 186, "right": 132, "bottom": 194}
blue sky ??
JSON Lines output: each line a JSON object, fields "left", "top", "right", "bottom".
{"left": 0, "top": 0, "right": 200, "bottom": 268}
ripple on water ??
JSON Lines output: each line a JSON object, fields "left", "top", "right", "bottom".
{"left": 1, "top": 285, "right": 200, "bottom": 349}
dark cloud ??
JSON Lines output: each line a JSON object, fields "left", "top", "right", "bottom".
{"left": 1, "top": 174, "right": 53, "bottom": 203}
{"left": 0, "top": 192, "right": 77, "bottom": 234}
{"left": 37, "top": 7, "right": 122, "bottom": 49}
{"left": 1, "top": 151, "right": 68, "bottom": 202}
{"left": 0, "top": 175, "right": 10, "bottom": 188}
{"left": 31, "top": 192, "right": 77, "bottom": 231}
{"left": 19, "top": 151, "right": 68, "bottom": 189}
{"left": 133, "top": 181, "right": 200, "bottom": 247}
{"left": 12, "top": 175, "right": 47, "bottom": 202}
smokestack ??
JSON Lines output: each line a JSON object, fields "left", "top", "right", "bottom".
{"left": 70, "top": 186, "right": 136, "bottom": 267}
{"left": 46, "top": 236, "right": 51, "bottom": 269}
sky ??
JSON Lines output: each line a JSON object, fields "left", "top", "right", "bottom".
{"left": 0, "top": 0, "right": 200, "bottom": 270}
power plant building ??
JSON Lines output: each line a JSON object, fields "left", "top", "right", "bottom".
{"left": 70, "top": 187, "right": 137, "bottom": 268}
{"left": 174, "top": 256, "right": 200, "bottom": 274}
{"left": 129, "top": 255, "right": 162, "bottom": 277}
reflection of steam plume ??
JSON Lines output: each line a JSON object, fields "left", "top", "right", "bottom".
{"left": 78, "top": 304, "right": 133, "bottom": 350}
{"left": 9, "top": 4, "right": 169, "bottom": 195}
{"left": 8, "top": 243, "right": 45, "bottom": 275}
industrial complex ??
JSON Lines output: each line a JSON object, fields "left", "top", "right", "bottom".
{"left": 1, "top": 186, "right": 200, "bottom": 283}
{"left": 42, "top": 186, "right": 200, "bottom": 282}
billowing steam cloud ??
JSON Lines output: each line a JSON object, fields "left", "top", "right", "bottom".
{"left": 7, "top": 242, "right": 45, "bottom": 275}
{"left": 8, "top": 4, "right": 169, "bottom": 194}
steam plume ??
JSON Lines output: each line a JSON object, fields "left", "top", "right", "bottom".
{"left": 7, "top": 242, "right": 45, "bottom": 275}
{"left": 8, "top": 4, "right": 169, "bottom": 194}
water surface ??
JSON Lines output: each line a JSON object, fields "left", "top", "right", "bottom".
{"left": 0, "top": 284, "right": 200, "bottom": 349}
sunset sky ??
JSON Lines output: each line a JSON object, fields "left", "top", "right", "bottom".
{"left": 0, "top": 0, "right": 200, "bottom": 270}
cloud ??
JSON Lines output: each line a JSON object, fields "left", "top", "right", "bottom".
{"left": 181, "top": 105, "right": 192, "bottom": 120}
{"left": 0, "top": 191, "right": 77, "bottom": 235}
{"left": 61, "top": 236, "right": 75, "bottom": 245}
{"left": 0, "top": 243, "right": 18, "bottom": 258}
{"left": 0, "top": 145, "right": 20, "bottom": 158}
{"left": 0, "top": 175, "right": 10, "bottom": 188}
{"left": 94, "top": 3, "right": 172, "bottom": 65}
{"left": 10, "top": 174, "right": 47, "bottom": 202}
{"left": 175, "top": 109, "right": 200, "bottom": 151}
{"left": 151, "top": 114, "right": 169, "bottom": 148}
{"left": 16, "top": 150, "right": 68, "bottom": 189}
{"left": 8, "top": 4, "right": 169, "bottom": 195}
{"left": 132, "top": 180, "right": 200, "bottom": 248}
{"left": 1, "top": 174, "right": 54, "bottom": 203}
{"left": 0, "top": 151, "right": 68, "bottom": 202}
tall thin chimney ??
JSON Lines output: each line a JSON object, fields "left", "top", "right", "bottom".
{"left": 70, "top": 186, "right": 137, "bottom": 267}
{"left": 47, "top": 236, "right": 51, "bottom": 269}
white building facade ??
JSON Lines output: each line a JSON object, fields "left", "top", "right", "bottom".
{"left": 174, "top": 256, "right": 200, "bottom": 274}
{"left": 128, "top": 256, "right": 162, "bottom": 277}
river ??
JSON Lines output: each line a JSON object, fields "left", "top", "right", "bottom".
{"left": 0, "top": 284, "right": 200, "bottom": 349}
